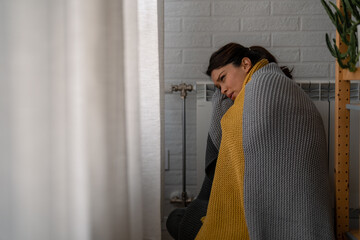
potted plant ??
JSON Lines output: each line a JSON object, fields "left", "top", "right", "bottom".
{"left": 321, "top": 0, "right": 360, "bottom": 72}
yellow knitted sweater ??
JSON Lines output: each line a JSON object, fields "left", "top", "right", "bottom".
{"left": 195, "top": 59, "right": 268, "bottom": 240}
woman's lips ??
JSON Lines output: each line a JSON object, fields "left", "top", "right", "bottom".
{"left": 228, "top": 93, "right": 234, "bottom": 100}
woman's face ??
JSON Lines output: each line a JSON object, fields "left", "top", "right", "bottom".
{"left": 211, "top": 57, "right": 252, "bottom": 101}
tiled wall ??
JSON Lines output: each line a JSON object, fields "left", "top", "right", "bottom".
{"left": 163, "top": 0, "right": 336, "bottom": 222}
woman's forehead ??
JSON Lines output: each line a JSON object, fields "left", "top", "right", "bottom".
{"left": 210, "top": 67, "right": 223, "bottom": 81}
{"left": 211, "top": 64, "right": 234, "bottom": 76}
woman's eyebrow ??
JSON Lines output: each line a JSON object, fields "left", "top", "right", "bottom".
{"left": 217, "top": 70, "right": 225, "bottom": 82}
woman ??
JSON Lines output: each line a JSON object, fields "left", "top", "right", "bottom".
{"left": 167, "top": 43, "right": 335, "bottom": 239}
{"left": 195, "top": 43, "right": 334, "bottom": 239}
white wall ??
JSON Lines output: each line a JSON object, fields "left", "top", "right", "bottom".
{"left": 163, "top": 0, "right": 337, "bottom": 220}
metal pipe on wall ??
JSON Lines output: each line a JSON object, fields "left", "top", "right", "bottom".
{"left": 182, "top": 96, "right": 187, "bottom": 207}
{"left": 170, "top": 83, "right": 193, "bottom": 207}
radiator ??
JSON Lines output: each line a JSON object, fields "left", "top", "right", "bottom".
{"left": 195, "top": 81, "right": 360, "bottom": 227}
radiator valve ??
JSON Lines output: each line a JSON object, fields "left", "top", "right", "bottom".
{"left": 172, "top": 83, "right": 193, "bottom": 99}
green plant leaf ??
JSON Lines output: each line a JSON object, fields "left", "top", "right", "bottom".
{"left": 335, "top": 14, "right": 344, "bottom": 35}
{"left": 334, "top": 44, "right": 347, "bottom": 59}
{"left": 339, "top": 19, "right": 350, "bottom": 44}
{"left": 321, "top": 0, "right": 337, "bottom": 25}
{"left": 330, "top": 1, "right": 345, "bottom": 24}
{"left": 321, "top": 0, "right": 360, "bottom": 71}
{"left": 326, "top": 34, "right": 337, "bottom": 57}
{"left": 355, "top": 50, "right": 360, "bottom": 65}
{"left": 335, "top": 13, "right": 344, "bottom": 34}
{"left": 336, "top": 56, "right": 348, "bottom": 69}
{"left": 334, "top": 44, "right": 349, "bottom": 69}
{"left": 350, "top": 0, "right": 360, "bottom": 9}
{"left": 349, "top": 31, "right": 355, "bottom": 62}
{"left": 349, "top": 20, "right": 360, "bottom": 31}
{"left": 342, "top": 0, "right": 351, "bottom": 27}
{"left": 345, "top": 0, "right": 360, "bottom": 20}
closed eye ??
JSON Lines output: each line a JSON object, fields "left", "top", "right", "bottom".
{"left": 220, "top": 75, "right": 225, "bottom": 81}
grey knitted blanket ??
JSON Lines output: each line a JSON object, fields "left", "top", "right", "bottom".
{"left": 242, "top": 63, "right": 334, "bottom": 239}
{"left": 169, "top": 63, "right": 335, "bottom": 239}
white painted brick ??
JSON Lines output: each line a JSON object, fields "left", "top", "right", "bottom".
{"left": 165, "top": 18, "right": 181, "bottom": 32}
{"left": 183, "top": 17, "right": 239, "bottom": 32}
{"left": 183, "top": 49, "right": 214, "bottom": 64}
{"left": 165, "top": 108, "right": 196, "bottom": 125}
{"left": 165, "top": 138, "right": 197, "bottom": 158}
{"left": 166, "top": 154, "right": 197, "bottom": 170}
{"left": 330, "top": 32, "right": 336, "bottom": 40}
{"left": 270, "top": 48, "right": 300, "bottom": 63}
{"left": 272, "top": 1, "right": 325, "bottom": 15}
{"left": 165, "top": 93, "right": 197, "bottom": 110}
{"left": 272, "top": 32, "right": 326, "bottom": 47}
{"left": 165, "top": 33, "right": 211, "bottom": 48}
{"left": 292, "top": 63, "right": 329, "bottom": 78}
{"left": 330, "top": 62, "right": 335, "bottom": 79}
{"left": 242, "top": 17, "right": 299, "bottom": 31}
{"left": 165, "top": 125, "right": 196, "bottom": 143}
{"left": 166, "top": 143, "right": 196, "bottom": 160}
{"left": 165, "top": 170, "right": 197, "bottom": 185}
{"left": 301, "top": 16, "right": 335, "bottom": 31}
{"left": 301, "top": 47, "right": 333, "bottom": 62}
{"left": 165, "top": 124, "right": 196, "bottom": 142}
{"left": 213, "top": 1, "right": 270, "bottom": 16}
{"left": 165, "top": 2, "right": 210, "bottom": 17}
{"left": 165, "top": 49, "right": 182, "bottom": 64}
{"left": 165, "top": 64, "right": 207, "bottom": 79}
{"left": 213, "top": 33, "right": 271, "bottom": 48}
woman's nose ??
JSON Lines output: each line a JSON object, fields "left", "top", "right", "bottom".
{"left": 221, "top": 87, "right": 227, "bottom": 95}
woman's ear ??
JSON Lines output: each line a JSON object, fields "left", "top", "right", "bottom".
{"left": 242, "top": 57, "right": 252, "bottom": 73}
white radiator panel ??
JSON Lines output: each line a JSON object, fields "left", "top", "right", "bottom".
{"left": 196, "top": 83, "right": 215, "bottom": 191}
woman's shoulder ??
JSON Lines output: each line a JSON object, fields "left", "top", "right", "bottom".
{"left": 246, "top": 62, "right": 303, "bottom": 100}
{"left": 252, "top": 62, "right": 288, "bottom": 80}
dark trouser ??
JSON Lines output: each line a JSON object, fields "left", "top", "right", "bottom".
{"left": 166, "top": 208, "right": 186, "bottom": 240}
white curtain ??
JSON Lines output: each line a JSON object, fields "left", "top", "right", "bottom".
{"left": 0, "top": 0, "right": 163, "bottom": 239}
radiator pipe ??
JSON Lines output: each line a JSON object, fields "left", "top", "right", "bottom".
{"left": 171, "top": 83, "right": 193, "bottom": 207}
{"left": 182, "top": 96, "right": 187, "bottom": 207}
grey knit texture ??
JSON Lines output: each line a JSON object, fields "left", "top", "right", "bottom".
{"left": 242, "top": 63, "right": 335, "bottom": 239}
{"left": 209, "top": 88, "right": 233, "bottom": 151}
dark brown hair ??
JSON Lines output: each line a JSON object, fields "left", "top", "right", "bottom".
{"left": 206, "top": 43, "right": 293, "bottom": 79}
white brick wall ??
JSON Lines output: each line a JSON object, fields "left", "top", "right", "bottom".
{"left": 163, "top": 0, "right": 335, "bottom": 219}
{"left": 165, "top": 33, "right": 212, "bottom": 47}
{"left": 165, "top": 2, "right": 210, "bottom": 16}
{"left": 213, "top": 2, "right": 270, "bottom": 16}
{"left": 183, "top": 17, "right": 240, "bottom": 32}
{"left": 214, "top": 33, "right": 271, "bottom": 47}
{"left": 242, "top": 17, "right": 299, "bottom": 31}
